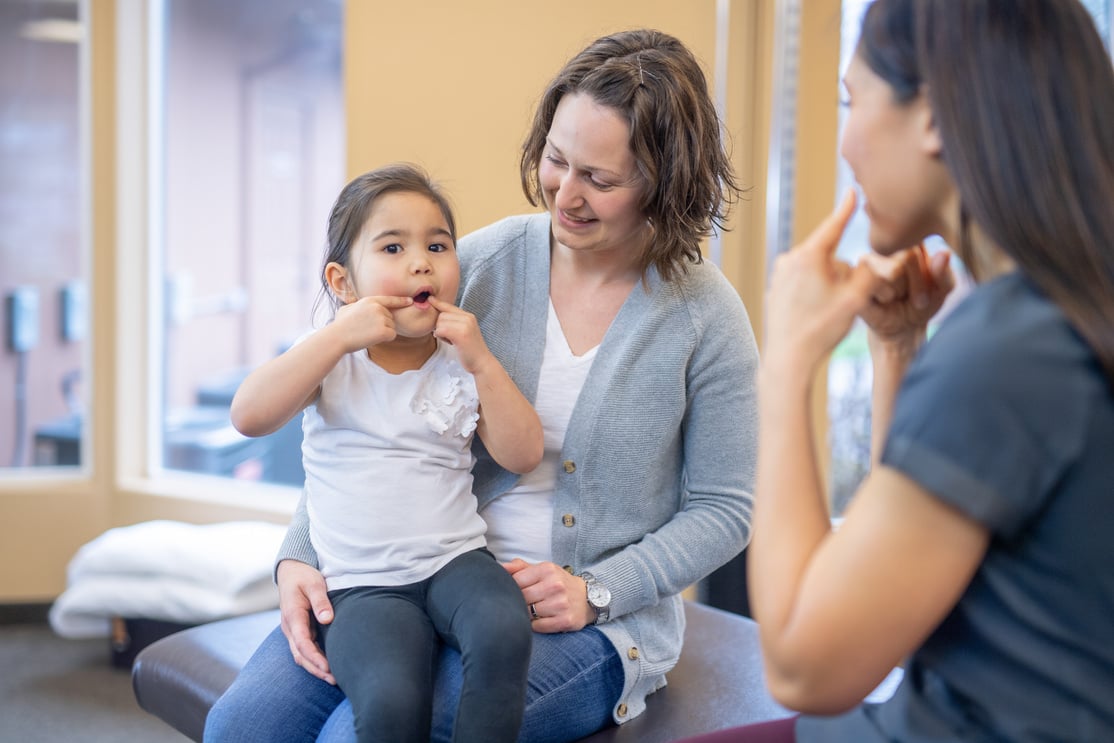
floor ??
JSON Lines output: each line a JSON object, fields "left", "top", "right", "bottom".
{"left": 0, "top": 620, "right": 190, "bottom": 742}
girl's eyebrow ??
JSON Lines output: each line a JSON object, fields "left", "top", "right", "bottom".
{"left": 370, "top": 228, "right": 405, "bottom": 242}
{"left": 370, "top": 226, "right": 453, "bottom": 242}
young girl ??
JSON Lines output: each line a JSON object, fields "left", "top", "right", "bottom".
{"left": 229, "top": 163, "right": 541, "bottom": 743}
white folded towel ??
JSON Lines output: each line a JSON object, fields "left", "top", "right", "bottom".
{"left": 49, "top": 520, "right": 286, "bottom": 639}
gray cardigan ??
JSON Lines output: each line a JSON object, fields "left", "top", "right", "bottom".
{"left": 278, "top": 213, "right": 759, "bottom": 724}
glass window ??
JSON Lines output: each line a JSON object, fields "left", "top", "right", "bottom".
{"left": 152, "top": 0, "right": 344, "bottom": 486}
{"left": 828, "top": 0, "right": 1112, "bottom": 515}
{"left": 0, "top": 0, "right": 87, "bottom": 472}
{"left": 1079, "top": 0, "right": 1112, "bottom": 46}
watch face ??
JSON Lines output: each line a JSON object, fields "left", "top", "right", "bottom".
{"left": 587, "top": 583, "right": 611, "bottom": 608}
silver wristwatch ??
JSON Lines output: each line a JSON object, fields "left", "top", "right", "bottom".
{"left": 580, "top": 572, "right": 611, "bottom": 624}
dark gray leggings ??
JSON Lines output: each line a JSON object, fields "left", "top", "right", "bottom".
{"left": 319, "top": 548, "right": 533, "bottom": 743}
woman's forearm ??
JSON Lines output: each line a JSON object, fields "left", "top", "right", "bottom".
{"left": 274, "top": 490, "right": 319, "bottom": 579}
{"left": 748, "top": 359, "right": 834, "bottom": 645}
{"left": 868, "top": 329, "right": 924, "bottom": 465}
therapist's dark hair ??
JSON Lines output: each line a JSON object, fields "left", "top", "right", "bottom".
{"left": 859, "top": 0, "right": 1114, "bottom": 384}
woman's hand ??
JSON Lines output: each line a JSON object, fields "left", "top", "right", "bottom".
{"left": 857, "top": 244, "right": 954, "bottom": 345}
{"left": 504, "top": 559, "right": 596, "bottom": 632}
{"left": 855, "top": 246, "right": 954, "bottom": 459}
{"left": 276, "top": 559, "right": 336, "bottom": 685}
{"left": 763, "top": 191, "right": 880, "bottom": 375}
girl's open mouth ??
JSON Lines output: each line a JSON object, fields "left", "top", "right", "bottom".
{"left": 413, "top": 291, "right": 432, "bottom": 304}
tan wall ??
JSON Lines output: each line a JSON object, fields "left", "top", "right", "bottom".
{"left": 796, "top": 2, "right": 842, "bottom": 487}
{"left": 345, "top": 0, "right": 772, "bottom": 318}
{"left": 345, "top": 1, "right": 720, "bottom": 230}
{"left": 0, "top": 0, "right": 843, "bottom": 602}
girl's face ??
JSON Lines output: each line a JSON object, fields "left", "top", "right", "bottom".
{"left": 339, "top": 190, "right": 459, "bottom": 338}
{"left": 839, "top": 54, "right": 953, "bottom": 255}
{"left": 538, "top": 92, "right": 650, "bottom": 258}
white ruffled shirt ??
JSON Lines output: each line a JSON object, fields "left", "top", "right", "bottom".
{"left": 302, "top": 340, "right": 488, "bottom": 590}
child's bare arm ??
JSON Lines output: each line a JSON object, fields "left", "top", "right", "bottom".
{"left": 232, "top": 295, "right": 413, "bottom": 437}
{"left": 230, "top": 325, "right": 346, "bottom": 437}
{"left": 430, "top": 297, "right": 543, "bottom": 474}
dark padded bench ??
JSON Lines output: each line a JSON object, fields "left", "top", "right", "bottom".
{"left": 133, "top": 602, "right": 871, "bottom": 742}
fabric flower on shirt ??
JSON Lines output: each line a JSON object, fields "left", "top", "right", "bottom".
{"left": 410, "top": 361, "right": 479, "bottom": 438}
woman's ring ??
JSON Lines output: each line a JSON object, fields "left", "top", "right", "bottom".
{"left": 529, "top": 603, "right": 539, "bottom": 621}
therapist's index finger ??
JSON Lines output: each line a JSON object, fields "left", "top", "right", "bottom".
{"left": 803, "top": 189, "right": 857, "bottom": 255}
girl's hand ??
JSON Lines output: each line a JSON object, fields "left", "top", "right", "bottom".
{"left": 504, "top": 559, "right": 597, "bottom": 633}
{"left": 332, "top": 295, "right": 413, "bottom": 352}
{"left": 428, "top": 296, "right": 493, "bottom": 373}
{"left": 764, "top": 190, "right": 880, "bottom": 373}
{"left": 857, "top": 245, "right": 954, "bottom": 344}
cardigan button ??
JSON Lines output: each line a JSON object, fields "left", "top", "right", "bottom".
{"left": 563, "top": 460, "right": 576, "bottom": 473}
{"left": 562, "top": 565, "right": 573, "bottom": 574}
{"left": 627, "top": 647, "right": 640, "bottom": 660}
{"left": 561, "top": 514, "right": 576, "bottom": 527}
{"left": 617, "top": 703, "right": 629, "bottom": 718}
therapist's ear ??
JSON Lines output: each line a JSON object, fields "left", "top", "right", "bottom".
{"left": 917, "top": 88, "right": 944, "bottom": 159}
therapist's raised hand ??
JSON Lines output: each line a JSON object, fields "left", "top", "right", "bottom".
{"left": 764, "top": 190, "right": 880, "bottom": 374}
{"left": 857, "top": 244, "right": 954, "bottom": 344}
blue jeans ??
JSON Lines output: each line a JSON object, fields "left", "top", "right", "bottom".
{"left": 205, "top": 611, "right": 623, "bottom": 743}
{"left": 320, "top": 549, "right": 532, "bottom": 742}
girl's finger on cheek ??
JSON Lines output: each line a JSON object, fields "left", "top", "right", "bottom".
{"left": 373, "top": 295, "right": 413, "bottom": 309}
{"left": 428, "top": 296, "right": 456, "bottom": 311}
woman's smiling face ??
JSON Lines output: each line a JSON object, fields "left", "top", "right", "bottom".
{"left": 538, "top": 92, "right": 650, "bottom": 257}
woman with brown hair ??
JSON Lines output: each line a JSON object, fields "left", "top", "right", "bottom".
{"left": 206, "top": 28, "right": 759, "bottom": 743}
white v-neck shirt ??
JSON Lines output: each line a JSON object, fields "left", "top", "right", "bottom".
{"left": 482, "top": 300, "right": 595, "bottom": 564}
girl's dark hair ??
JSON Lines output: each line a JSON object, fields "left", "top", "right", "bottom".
{"left": 315, "top": 163, "right": 456, "bottom": 318}
{"left": 859, "top": 0, "right": 1114, "bottom": 385}
{"left": 520, "top": 28, "right": 743, "bottom": 282}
